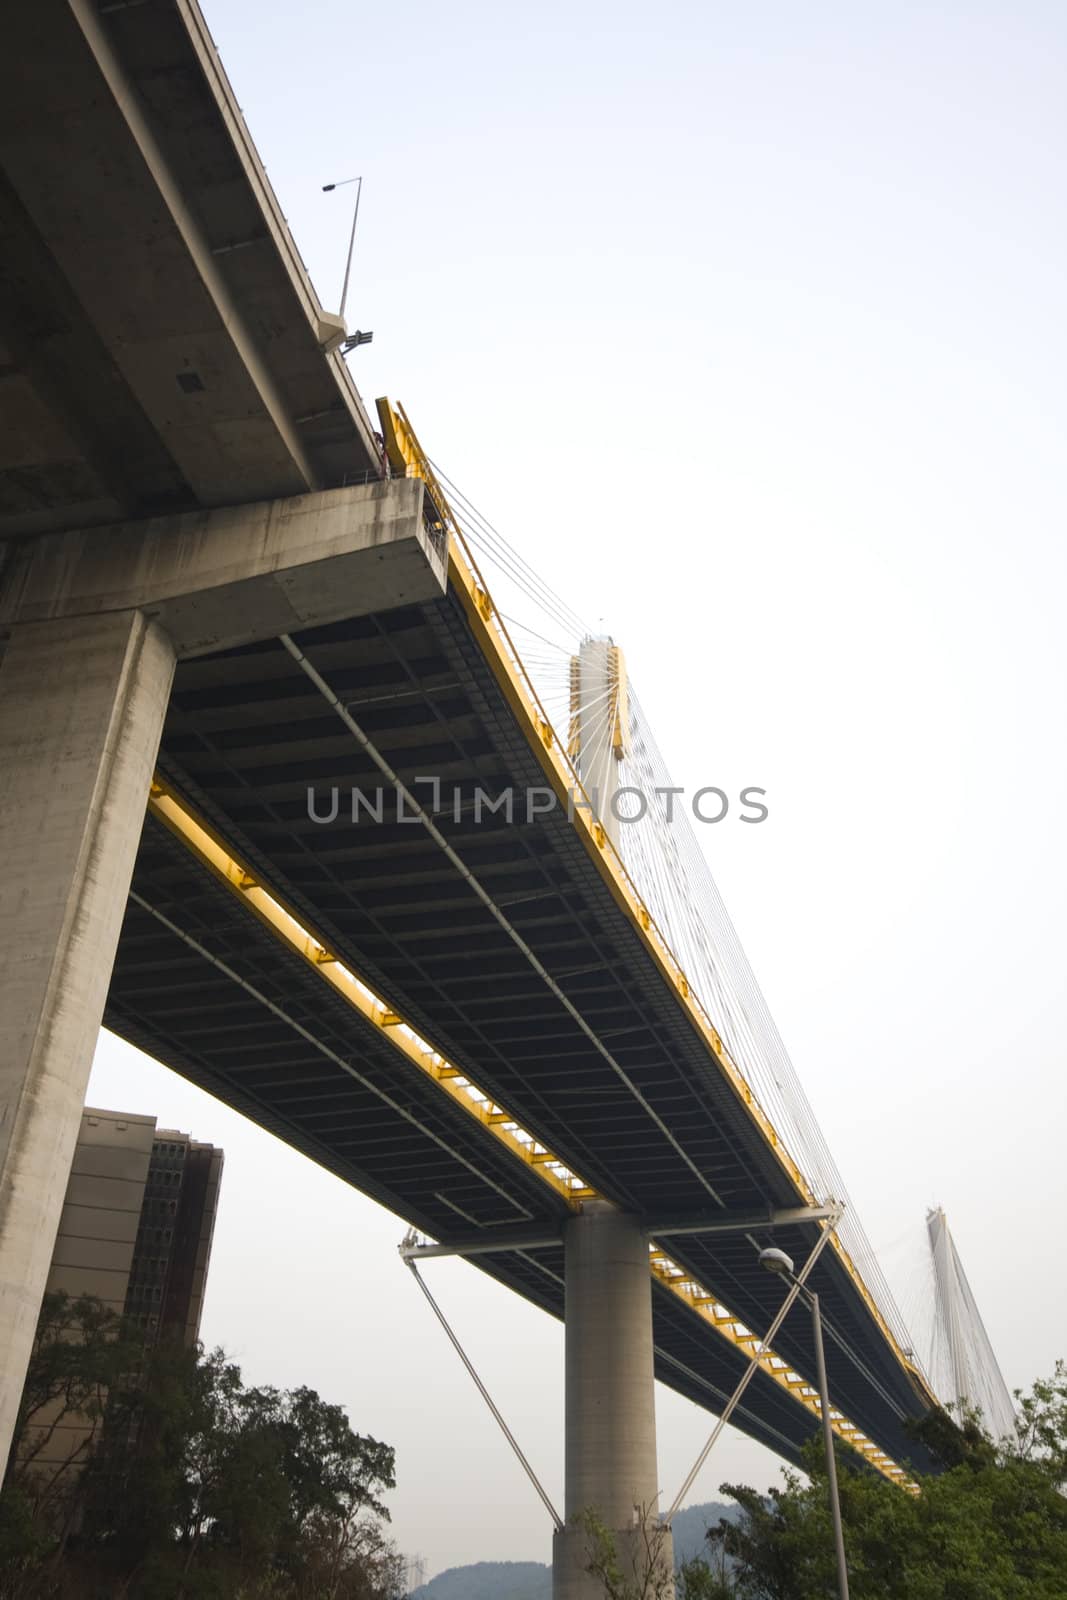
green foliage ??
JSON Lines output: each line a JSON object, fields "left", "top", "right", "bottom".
{"left": 701, "top": 1363, "right": 1067, "bottom": 1600}
{"left": 10, "top": 1291, "right": 147, "bottom": 1538}
{"left": 0, "top": 1487, "right": 51, "bottom": 1589}
{"left": 676, "top": 1554, "right": 734, "bottom": 1599}
{"left": 578, "top": 1506, "right": 679, "bottom": 1600}
{"left": 0, "top": 1293, "right": 405, "bottom": 1600}
{"left": 1013, "top": 1358, "right": 1067, "bottom": 1489}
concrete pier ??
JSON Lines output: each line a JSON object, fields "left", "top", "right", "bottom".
{"left": 0, "top": 475, "right": 444, "bottom": 1473}
{"left": 0, "top": 611, "right": 175, "bottom": 1465}
{"left": 552, "top": 1201, "right": 674, "bottom": 1599}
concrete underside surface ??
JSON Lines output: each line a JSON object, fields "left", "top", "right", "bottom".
{"left": 0, "top": 478, "right": 442, "bottom": 658}
{"left": 0, "top": 0, "right": 380, "bottom": 542}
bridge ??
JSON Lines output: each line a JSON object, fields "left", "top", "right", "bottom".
{"left": 0, "top": 4, "right": 1008, "bottom": 1595}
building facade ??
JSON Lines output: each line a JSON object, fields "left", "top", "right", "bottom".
{"left": 19, "top": 1107, "right": 223, "bottom": 1488}
{"left": 123, "top": 1124, "right": 224, "bottom": 1347}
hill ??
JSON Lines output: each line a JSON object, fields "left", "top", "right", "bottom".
{"left": 410, "top": 1502, "right": 735, "bottom": 1599}
{"left": 410, "top": 1561, "right": 549, "bottom": 1600}
{"left": 669, "top": 1499, "right": 735, "bottom": 1564}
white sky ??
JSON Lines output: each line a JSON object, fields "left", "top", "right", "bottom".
{"left": 89, "top": 0, "right": 1066, "bottom": 1579}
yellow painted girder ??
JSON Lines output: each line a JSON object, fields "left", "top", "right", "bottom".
{"left": 147, "top": 780, "right": 588, "bottom": 1210}
{"left": 648, "top": 1248, "right": 919, "bottom": 1492}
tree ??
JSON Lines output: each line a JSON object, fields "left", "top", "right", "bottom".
{"left": 579, "top": 1505, "right": 676, "bottom": 1600}
{"left": 578, "top": 1509, "right": 738, "bottom": 1599}
{"left": 1013, "top": 1358, "right": 1067, "bottom": 1488}
{"left": 676, "top": 1554, "right": 735, "bottom": 1599}
{"left": 702, "top": 1364, "right": 1067, "bottom": 1600}
{"left": 0, "top": 1293, "right": 406, "bottom": 1600}
{"left": 1, "top": 1291, "right": 148, "bottom": 1584}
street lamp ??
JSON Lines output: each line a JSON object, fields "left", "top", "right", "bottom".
{"left": 322, "top": 176, "right": 363, "bottom": 323}
{"left": 759, "top": 1246, "right": 851, "bottom": 1600}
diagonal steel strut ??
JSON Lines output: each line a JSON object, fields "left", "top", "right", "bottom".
{"left": 665, "top": 1208, "right": 843, "bottom": 1521}
{"left": 400, "top": 1235, "right": 564, "bottom": 1531}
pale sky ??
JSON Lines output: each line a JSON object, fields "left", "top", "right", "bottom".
{"left": 88, "top": 0, "right": 1066, "bottom": 1580}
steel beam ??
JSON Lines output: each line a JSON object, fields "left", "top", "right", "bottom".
{"left": 397, "top": 1204, "right": 839, "bottom": 1260}
{"left": 399, "top": 1225, "right": 563, "bottom": 1260}
{"left": 647, "top": 1204, "right": 840, "bottom": 1238}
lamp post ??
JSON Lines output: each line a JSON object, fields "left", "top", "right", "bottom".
{"left": 322, "top": 176, "right": 363, "bottom": 323}
{"left": 759, "top": 1246, "right": 851, "bottom": 1600}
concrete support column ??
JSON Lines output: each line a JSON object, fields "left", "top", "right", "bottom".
{"left": 552, "top": 1201, "right": 674, "bottom": 1599}
{"left": 0, "top": 609, "right": 175, "bottom": 1469}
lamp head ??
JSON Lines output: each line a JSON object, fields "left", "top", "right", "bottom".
{"left": 758, "top": 1246, "right": 795, "bottom": 1278}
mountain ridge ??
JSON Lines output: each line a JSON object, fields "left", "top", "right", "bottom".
{"left": 410, "top": 1501, "right": 736, "bottom": 1599}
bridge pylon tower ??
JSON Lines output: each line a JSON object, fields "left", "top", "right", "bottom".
{"left": 554, "top": 641, "right": 674, "bottom": 1599}
{"left": 926, "top": 1206, "right": 1015, "bottom": 1440}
